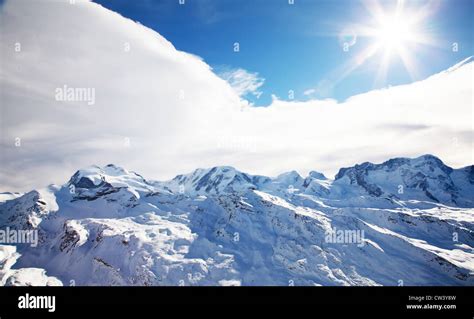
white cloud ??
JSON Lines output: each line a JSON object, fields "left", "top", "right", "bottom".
{"left": 0, "top": 0, "right": 472, "bottom": 192}
{"left": 218, "top": 68, "right": 264, "bottom": 99}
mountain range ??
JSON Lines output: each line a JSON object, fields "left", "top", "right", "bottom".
{"left": 1, "top": 154, "right": 473, "bottom": 286}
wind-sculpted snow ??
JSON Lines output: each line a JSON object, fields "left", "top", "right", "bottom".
{"left": 0, "top": 155, "right": 473, "bottom": 286}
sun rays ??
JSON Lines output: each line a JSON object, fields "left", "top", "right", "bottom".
{"left": 339, "top": 0, "right": 440, "bottom": 87}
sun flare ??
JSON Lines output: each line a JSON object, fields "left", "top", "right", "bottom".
{"left": 375, "top": 16, "right": 417, "bottom": 51}
{"left": 339, "top": 0, "right": 438, "bottom": 86}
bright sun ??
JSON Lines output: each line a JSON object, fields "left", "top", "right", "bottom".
{"left": 376, "top": 16, "right": 415, "bottom": 51}
{"left": 340, "top": 0, "right": 435, "bottom": 85}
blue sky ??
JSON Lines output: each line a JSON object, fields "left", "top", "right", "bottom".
{"left": 93, "top": 0, "right": 473, "bottom": 105}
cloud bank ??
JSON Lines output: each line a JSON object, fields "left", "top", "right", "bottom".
{"left": 0, "top": 0, "right": 472, "bottom": 192}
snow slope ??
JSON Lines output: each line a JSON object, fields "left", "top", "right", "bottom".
{"left": 1, "top": 155, "right": 473, "bottom": 286}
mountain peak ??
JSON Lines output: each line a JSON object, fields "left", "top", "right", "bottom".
{"left": 414, "top": 154, "right": 447, "bottom": 164}
{"left": 335, "top": 154, "right": 448, "bottom": 180}
{"left": 308, "top": 171, "right": 327, "bottom": 180}
{"left": 169, "top": 165, "right": 256, "bottom": 195}
{"left": 274, "top": 171, "right": 303, "bottom": 184}
{"left": 66, "top": 164, "right": 153, "bottom": 202}
{"left": 332, "top": 154, "right": 474, "bottom": 205}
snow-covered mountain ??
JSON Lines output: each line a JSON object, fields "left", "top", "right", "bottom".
{"left": 1, "top": 155, "right": 473, "bottom": 286}
{"left": 333, "top": 155, "right": 474, "bottom": 207}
